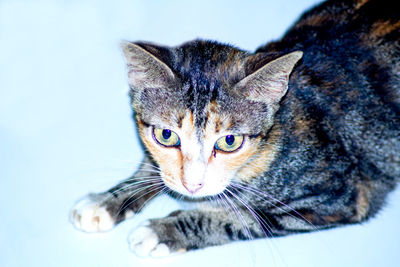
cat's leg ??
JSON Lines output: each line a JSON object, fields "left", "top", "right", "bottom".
{"left": 127, "top": 208, "right": 266, "bottom": 257}
{"left": 127, "top": 201, "right": 352, "bottom": 258}
{"left": 70, "top": 155, "right": 163, "bottom": 232}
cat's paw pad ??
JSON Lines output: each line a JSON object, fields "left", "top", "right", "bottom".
{"left": 128, "top": 223, "right": 180, "bottom": 258}
{"left": 70, "top": 195, "right": 115, "bottom": 233}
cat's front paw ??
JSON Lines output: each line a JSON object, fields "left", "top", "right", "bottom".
{"left": 128, "top": 222, "right": 185, "bottom": 258}
{"left": 70, "top": 193, "right": 115, "bottom": 233}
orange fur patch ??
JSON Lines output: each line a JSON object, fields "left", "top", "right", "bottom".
{"left": 236, "top": 126, "right": 281, "bottom": 182}
{"left": 136, "top": 119, "right": 183, "bottom": 188}
{"left": 351, "top": 182, "right": 372, "bottom": 222}
{"left": 295, "top": 14, "right": 331, "bottom": 28}
{"left": 322, "top": 214, "right": 343, "bottom": 224}
{"left": 361, "top": 20, "right": 400, "bottom": 47}
{"left": 202, "top": 101, "right": 282, "bottom": 183}
{"left": 355, "top": 0, "right": 370, "bottom": 10}
{"left": 224, "top": 143, "right": 258, "bottom": 171}
{"left": 293, "top": 113, "right": 313, "bottom": 138}
{"left": 370, "top": 20, "right": 400, "bottom": 39}
{"left": 203, "top": 103, "right": 230, "bottom": 139}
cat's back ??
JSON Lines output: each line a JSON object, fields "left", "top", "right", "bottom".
{"left": 258, "top": 0, "right": 400, "bottom": 179}
{"left": 258, "top": 0, "right": 400, "bottom": 108}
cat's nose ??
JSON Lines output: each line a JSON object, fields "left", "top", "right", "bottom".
{"left": 182, "top": 181, "right": 204, "bottom": 194}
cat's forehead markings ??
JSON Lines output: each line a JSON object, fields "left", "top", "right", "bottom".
{"left": 189, "top": 111, "right": 194, "bottom": 125}
{"left": 215, "top": 119, "right": 221, "bottom": 133}
{"left": 181, "top": 111, "right": 196, "bottom": 138}
{"left": 202, "top": 101, "right": 233, "bottom": 139}
{"left": 177, "top": 114, "right": 185, "bottom": 129}
{"left": 203, "top": 102, "right": 216, "bottom": 134}
{"left": 208, "top": 100, "right": 218, "bottom": 113}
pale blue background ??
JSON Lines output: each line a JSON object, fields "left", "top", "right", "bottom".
{"left": 1, "top": 0, "right": 399, "bottom": 266}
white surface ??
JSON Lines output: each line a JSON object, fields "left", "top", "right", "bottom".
{"left": 1, "top": 0, "right": 399, "bottom": 266}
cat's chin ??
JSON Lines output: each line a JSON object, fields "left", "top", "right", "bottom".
{"left": 173, "top": 189, "right": 219, "bottom": 199}
{"left": 167, "top": 186, "right": 225, "bottom": 199}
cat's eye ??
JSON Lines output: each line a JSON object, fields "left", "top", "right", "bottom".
{"left": 214, "top": 135, "right": 244, "bottom": 153}
{"left": 153, "top": 128, "right": 180, "bottom": 147}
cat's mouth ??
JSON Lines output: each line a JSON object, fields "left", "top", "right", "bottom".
{"left": 161, "top": 172, "right": 230, "bottom": 198}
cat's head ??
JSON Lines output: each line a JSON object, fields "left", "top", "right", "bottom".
{"left": 122, "top": 40, "right": 302, "bottom": 198}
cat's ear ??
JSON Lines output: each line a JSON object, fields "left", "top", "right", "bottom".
{"left": 121, "top": 41, "right": 176, "bottom": 89}
{"left": 235, "top": 51, "right": 303, "bottom": 104}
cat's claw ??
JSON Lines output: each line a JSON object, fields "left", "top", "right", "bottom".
{"left": 70, "top": 194, "right": 115, "bottom": 233}
{"left": 128, "top": 223, "right": 174, "bottom": 258}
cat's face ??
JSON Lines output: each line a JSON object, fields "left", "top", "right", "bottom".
{"left": 136, "top": 102, "right": 276, "bottom": 197}
{"left": 122, "top": 40, "right": 302, "bottom": 198}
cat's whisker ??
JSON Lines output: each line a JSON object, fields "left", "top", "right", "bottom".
{"left": 140, "top": 162, "right": 162, "bottom": 171}
{"left": 136, "top": 168, "right": 162, "bottom": 173}
{"left": 122, "top": 175, "right": 162, "bottom": 183}
{"left": 226, "top": 186, "right": 287, "bottom": 267}
{"left": 221, "top": 192, "right": 253, "bottom": 240}
{"left": 215, "top": 194, "right": 236, "bottom": 223}
{"left": 217, "top": 194, "right": 243, "bottom": 234}
{"left": 231, "top": 181, "right": 318, "bottom": 231}
{"left": 225, "top": 187, "right": 275, "bottom": 238}
{"left": 84, "top": 178, "right": 163, "bottom": 208}
{"left": 125, "top": 175, "right": 162, "bottom": 180}
{"left": 117, "top": 183, "right": 165, "bottom": 217}
{"left": 117, "top": 182, "right": 165, "bottom": 206}
{"left": 134, "top": 170, "right": 162, "bottom": 176}
{"left": 232, "top": 182, "right": 303, "bottom": 216}
{"left": 133, "top": 186, "right": 169, "bottom": 215}
{"left": 234, "top": 182, "right": 312, "bottom": 221}
{"left": 107, "top": 177, "right": 163, "bottom": 198}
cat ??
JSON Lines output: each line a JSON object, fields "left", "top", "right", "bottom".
{"left": 70, "top": 0, "right": 399, "bottom": 257}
